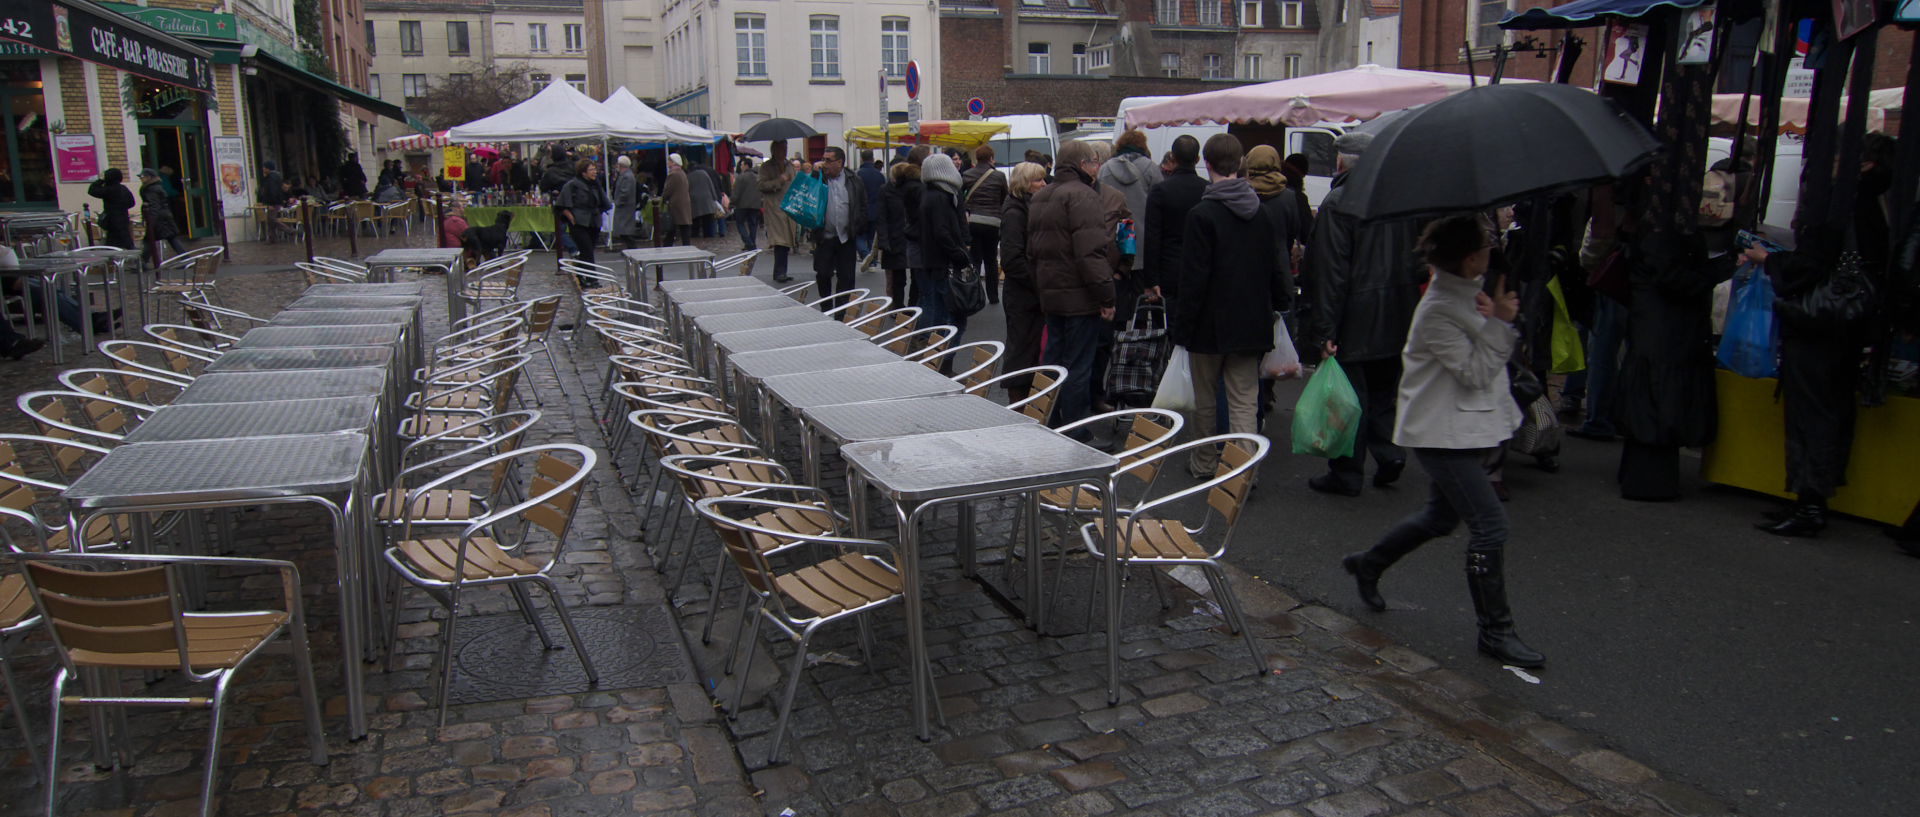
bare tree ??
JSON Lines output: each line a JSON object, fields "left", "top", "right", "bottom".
{"left": 410, "top": 61, "right": 538, "bottom": 130}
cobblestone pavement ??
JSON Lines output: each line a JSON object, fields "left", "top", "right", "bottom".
{"left": 0, "top": 229, "right": 1730, "bottom": 817}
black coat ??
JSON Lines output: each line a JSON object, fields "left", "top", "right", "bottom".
{"left": 879, "top": 169, "right": 924, "bottom": 270}
{"left": 1609, "top": 233, "right": 1732, "bottom": 448}
{"left": 1171, "top": 191, "right": 1290, "bottom": 356}
{"left": 1303, "top": 174, "right": 1425, "bottom": 361}
{"left": 89, "top": 178, "right": 136, "bottom": 249}
{"left": 809, "top": 170, "right": 869, "bottom": 245}
{"left": 140, "top": 179, "right": 179, "bottom": 240}
{"left": 1144, "top": 168, "right": 1207, "bottom": 295}
{"left": 340, "top": 160, "right": 368, "bottom": 198}
{"left": 559, "top": 175, "right": 610, "bottom": 230}
{"left": 539, "top": 163, "right": 575, "bottom": 195}
{"left": 999, "top": 194, "right": 1034, "bottom": 289}
{"left": 919, "top": 182, "right": 970, "bottom": 271}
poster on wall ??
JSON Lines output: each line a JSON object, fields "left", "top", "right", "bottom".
{"left": 212, "top": 135, "right": 249, "bottom": 214}
{"left": 1602, "top": 22, "right": 1649, "bottom": 86}
{"left": 1676, "top": 7, "right": 1716, "bottom": 65}
{"left": 52, "top": 134, "right": 99, "bottom": 182}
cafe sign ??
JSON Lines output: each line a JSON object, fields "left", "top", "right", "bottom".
{"left": 0, "top": 0, "right": 214, "bottom": 93}
{"left": 97, "top": 2, "right": 237, "bottom": 42}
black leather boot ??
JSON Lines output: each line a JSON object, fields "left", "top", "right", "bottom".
{"left": 1342, "top": 553, "right": 1387, "bottom": 612}
{"left": 1466, "top": 551, "right": 1545, "bottom": 668}
{"left": 1755, "top": 503, "right": 1826, "bottom": 537}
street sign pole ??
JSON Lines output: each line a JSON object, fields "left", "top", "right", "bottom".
{"left": 879, "top": 69, "right": 890, "bottom": 163}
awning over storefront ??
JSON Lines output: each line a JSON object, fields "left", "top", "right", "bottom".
{"left": 1499, "top": 0, "right": 1710, "bottom": 30}
{"left": 0, "top": 0, "right": 214, "bottom": 92}
{"left": 206, "top": 44, "right": 406, "bottom": 123}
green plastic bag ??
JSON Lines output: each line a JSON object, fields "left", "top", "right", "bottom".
{"left": 1547, "top": 276, "right": 1586, "bottom": 374}
{"left": 1290, "top": 357, "right": 1363, "bottom": 459}
{"left": 780, "top": 172, "right": 828, "bottom": 232}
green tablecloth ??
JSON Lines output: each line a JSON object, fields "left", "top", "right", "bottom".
{"left": 463, "top": 205, "right": 556, "bottom": 234}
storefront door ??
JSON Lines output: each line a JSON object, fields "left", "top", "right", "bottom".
{"left": 0, "top": 60, "right": 54, "bottom": 209}
{"left": 138, "top": 121, "right": 213, "bottom": 238}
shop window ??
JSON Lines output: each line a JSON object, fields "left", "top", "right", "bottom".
{"left": 398, "top": 20, "right": 422, "bottom": 55}
{"left": 0, "top": 62, "right": 52, "bottom": 205}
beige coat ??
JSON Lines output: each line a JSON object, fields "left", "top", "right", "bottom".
{"left": 1391, "top": 269, "right": 1524, "bottom": 450}
{"left": 759, "top": 163, "right": 799, "bottom": 248}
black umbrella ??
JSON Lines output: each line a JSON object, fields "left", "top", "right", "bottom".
{"left": 1331, "top": 83, "right": 1661, "bottom": 222}
{"left": 741, "top": 118, "right": 820, "bottom": 142}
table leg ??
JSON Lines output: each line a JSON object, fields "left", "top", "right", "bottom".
{"left": 899, "top": 498, "right": 931, "bottom": 741}
{"left": 1103, "top": 476, "right": 1121, "bottom": 705}
{"left": 1025, "top": 495, "right": 1042, "bottom": 629}
{"left": 322, "top": 496, "right": 368, "bottom": 740}
{"left": 73, "top": 271, "right": 95, "bottom": 356}
{"left": 445, "top": 260, "right": 466, "bottom": 324}
{"left": 957, "top": 502, "right": 977, "bottom": 578}
{"left": 43, "top": 272, "right": 64, "bottom": 365}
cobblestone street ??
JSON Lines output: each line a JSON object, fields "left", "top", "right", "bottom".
{"left": 0, "top": 230, "right": 1730, "bottom": 817}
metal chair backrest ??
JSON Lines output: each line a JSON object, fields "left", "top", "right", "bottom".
{"left": 57, "top": 368, "right": 182, "bottom": 407}
{"left": 806, "top": 288, "right": 871, "bottom": 312}
{"left": 17, "top": 390, "right": 148, "bottom": 453}
{"left": 852, "top": 306, "right": 920, "bottom": 338}
{"left": 296, "top": 261, "right": 365, "bottom": 285}
{"left": 18, "top": 557, "right": 192, "bottom": 676}
{"left": 525, "top": 295, "right": 563, "bottom": 337}
{"left": 628, "top": 409, "right": 758, "bottom": 460}
{"left": 0, "top": 434, "right": 110, "bottom": 550}
{"left": 313, "top": 256, "right": 370, "bottom": 274}
{"left": 179, "top": 295, "right": 265, "bottom": 333}
{"left": 1121, "top": 434, "right": 1269, "bottom": 550}
{"left": 145, "top": 324, "right": 238, "bottom": 353}
{"left": 964, "top": 365, "right": 1067, "bottom": 423}
{"left": 884, "top": 325, "right": 958, "bottom": 358}
{"left": 826, "top": 295, "right": 892, "bottom": 323}
{"left": 693, "top": 496, "right": 898, "bottom": 625}
{"left": 918, "top": 340, "right": 1004, "bottom": 383}
{"left": 710, "top": 250, "right": 763, "bottom": 277}
{"left": 99, "top": 339, "right": 213, "bottom": 380}
{"left": 401, "top": 444, "right": 594, "bottom": 553}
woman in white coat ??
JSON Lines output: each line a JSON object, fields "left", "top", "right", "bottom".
{"left": 1339, "top": 214, "right": 1544, "bottom": 669}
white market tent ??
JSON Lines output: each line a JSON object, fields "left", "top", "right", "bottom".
{"left": 447, "top": 79, "right": 655, "bottom": 143}
{"left": 601, "top": 86, "right": 722, "bottom": 146}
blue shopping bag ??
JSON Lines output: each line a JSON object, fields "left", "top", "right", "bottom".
{"left": 1716, "top": 265, "right": 1778, "bottom": 379}
{"left": 780, "top": 172, "right": 828, "bottom": 232}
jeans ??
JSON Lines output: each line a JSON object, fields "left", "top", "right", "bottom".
{"left": 1358, "top": 447, "right": 1509, "bottom": 573}
{"left": 24, "top": 278, "right": 89, "bottom": 333}
{"left": 734, "top": 208, "right": 761, "bottom": 250}
{"left": 772, "top": 245, "right": 791, "bottom": 280}
{"left": 1327, "top": 356, "right": 1407, "bottom": 488}
{"left": 1043, "top": 313, "right": 1106, "bottom": 439}
{"left": 1190, "top": 352, "right": 1260, "bottom": 471}
{"left": 913, "top": 268, "right": 967, "bottom": 337}
{"left": 813, "top": 236, "right": 858, "bottom": 302}
{"left": 1580, "top": 296, "right": 1627, "bottom": 435}
{"left": 968, "top": 222, "right": 1001, "bottom": 302}
{"left": 856, "top": 225, "right": 874, "bottom": 260}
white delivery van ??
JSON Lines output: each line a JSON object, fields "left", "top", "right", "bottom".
{"left": 1705, "top": 135, "right": 1803, "bottom": 243}
{"left": 1115, "top": 96, "right": 1347, "bottom": 207}
{"left": 986, "top": 114, "right": 1059, "bottom": 168}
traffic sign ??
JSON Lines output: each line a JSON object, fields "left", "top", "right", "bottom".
{"left": 967, "top": 97, "right": 985, "bottom": 117}
{"left": 904, "top": 60, "right": 921, "bottom": 100}
{"left": 908, "top": 99, "right": 923, "bottom": 135}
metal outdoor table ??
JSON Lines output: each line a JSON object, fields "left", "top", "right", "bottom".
{"left": 708, "top": 321, "right": 868, "bottom": 382}
{"left": 839, "top": 424, "right": 1119, "bottom": 741}
{"left": 1, "top": 257, "right": 85, "bottom": 364}
{"left": 50, "top": 246, "right": 145, "bottom": 332}
{"left": 269, "top": 308, "right": 418, "bottom": 327}
{"left": 302, "top": 282, "right": 429, "bottom": 296}
{"left": 124, "top": 396, "right": 379, "bottom": 444}
{"left": 673, "top": 295, "right": 795, "bottom": 342}
{"left": 760, "top": 361, "right": 966, "bottom": 484}
{"left": 175, "top": 368, "right": 389, "bottom": 405}
{"left": 657, "top": 275, "right": 763, "bottom": 295}
{"left": 233, "top": 324, "right": 414, "bottom": 384}
{"left": 692, "top": 305, "right": 828, "bottom": 337}
{"left": 363, "top": 248, "right": 464, "bottom": 322}
{"left": 62, "top": 432, "right": 381, "bottom": 739}
{"left": 726, "top": 339, "right": 903, "bottom": 417}
{"left": 659, "top": 279, "right": 783, "bottom": 340}
{"left": 800, "top": 393, "right": 1037, "bottom": 487}
{"left": 285, "top": 294, "right": 425, "bottom": 311}
{"left": 205, "top": 346, "right": 395, "bottom": 372}
{"left": 623, "top": 246, "right": 715, "bottom": 292}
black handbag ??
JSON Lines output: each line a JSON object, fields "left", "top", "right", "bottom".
{"left": 948, "top": 263, "right": 987, "bottom": 318}
{"left": 1508, "top": 363, "right": 1545, "bottom": 408}
{"left": 1776, "top": 250, "right": 1877, "bottom": 332}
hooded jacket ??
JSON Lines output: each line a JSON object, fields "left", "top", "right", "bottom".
{"left": 1097, "top": 149, "right": 1163, "bottom": 271}
{"left": 1172, "top": 178, "right": 1290, "bottom": 355}
{"left": 1144, "top": 166, "right": 1208, "bottom": 295}
{"left": 879, "top": 161, "right": 925, "bottom": 270}
{"left": 1305, "top": 172, "right": 1426, "bottom": 361}
{"left": 139, "top": 177, "right": 180, "bottom": 240}
{"left": 918, "top": 155, "right": 969, "bottom": 270}
{"left": 538, "top": 150, "right": 575, "bottom": 194}
{"left": 1029, "top": 165, "right": 1122, "bottom": 317}
{"left": 89, "top": 171, "right": 136, "bottom": 248}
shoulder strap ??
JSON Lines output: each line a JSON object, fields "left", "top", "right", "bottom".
{"left": 965, "top": 169, "right": 995, "bottom": 201}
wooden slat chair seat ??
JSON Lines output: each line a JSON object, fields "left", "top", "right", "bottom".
{"left": 375, "top": 411, "right": 539, "bottom": 539}
{"left": 396, "top": 536, "right": 541, "bottom": 582}
{"left": 774, "top": 555, "right": 903, "bottom": 617}
{"left": 64, "top": 610, "right": 288, "bottom": 670}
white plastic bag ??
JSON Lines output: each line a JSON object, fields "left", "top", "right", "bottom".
{"left": 1151, "top": 346, "right": 1196, "bottom": 413}
{"left": 1262, "top": 313, "right": 1302, "bottom": 379}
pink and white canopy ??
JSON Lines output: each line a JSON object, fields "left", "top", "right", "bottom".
{"left": 1710, "top": 88, "right": 1902, "bottom": 135}
{"left": 1124, "top": 64, "right": 1530, "bottom": 129}
{"left": 387, "top": 130, "right": 457, "bottom": 150}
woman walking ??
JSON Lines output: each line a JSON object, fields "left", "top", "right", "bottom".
{"left": 919, "top": 152, "right": 972, "bottom": 342}
{"left": 1339, "top": 215, "right": 1545, "bottom": 669}
{"left": 89, "top": 169, "right": 136, "bottom": 249}
{"left": 611, "top": 155, "right": 640, "bottom": 250}
{"left": 138, "top": 168, "right": 186, "bottom": 265}
{"left": 879, "top": 147, "right": 930, "bottom": 306}
{"left": 731, "top": 157, "right": 762, "bottom": 252}
{"left": 560, "top": 159, "right": 610, "bottom": 268}
{"left": 758, "top": 145, "right": 798, "bottom": 282}
{"left": 999, "top": 161, "right": 1049, "bottom": 399}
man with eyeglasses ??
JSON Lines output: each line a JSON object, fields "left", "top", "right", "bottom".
{"left": 811, "top": 147, "right": 868, "bottom": 301}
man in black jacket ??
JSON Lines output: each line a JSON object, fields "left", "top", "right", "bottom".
{"left": 1303, "top": 130, "right": 1426, "bottom": 496}
{"left": 811, "top": 147, "right": 868, "bottom": 300}
{"left": 1174, "top": 134, "right": 1290, "bottom": 477}
{"left": 539, "top": 146, "right": 577, "bottom": 255}
{"left": 1145, "top": 135, "right": 1208, "bottom": 303}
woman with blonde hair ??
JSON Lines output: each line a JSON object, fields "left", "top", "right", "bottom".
{"left": 999, "top": 161, "right": 1049, "bottom": 398}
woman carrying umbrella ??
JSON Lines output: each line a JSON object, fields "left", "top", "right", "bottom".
{"left": 758, "top": 143, "right": 799, "bottom": 282}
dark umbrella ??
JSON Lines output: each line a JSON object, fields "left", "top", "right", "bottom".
{"left": 741, "top": 118, "right": 820, "bottom": 142}
{"left": 1331, "top": 83, "right": 1661, "bottom": 222}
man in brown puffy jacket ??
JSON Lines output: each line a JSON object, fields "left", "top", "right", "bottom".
{"left": 1029, "top": 139, "right": 1126, "bottom": 439}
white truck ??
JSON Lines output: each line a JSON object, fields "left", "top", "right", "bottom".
{"left": 1115, "top": 96, "right": 1350, "bottom": 207}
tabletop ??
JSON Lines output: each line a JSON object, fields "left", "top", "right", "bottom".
{"left": 840, "top": 424, "right": 1117, "bottom": 503}
{"left": 694, "top": 305, "right": 831, "bottom": 337}
{"left": 2, "top": 257, "right": 88, "bottom": 272}
{"left": 622, "top": 247, "right": 715, "bottom": 265}
{"left": 727, "top": 340, "right": 902, "bottom": 383}
{"left": 205, "top": 346, "right": 395, "bottom": 372}
{"left": 658, "top": 276, "right": 764, "bottom": 295}
{"left": 269, "top": 308, "right": 418, "bottom": 327}
{"left": 234, "top": 325, "right": 406, "bottom": 349}
{"left": 364, "top": 249, "right": 464, "bottom": 266}
{"left": 175, "top": 368, "right": 389, "bottom": 405}
{"left": 665, "top": 283, "right": 782, "bottom": 306}
{"left": 712, "top": 321, "right": 866, "bottom": 356}
{"left": 65, "top": 432, "right": 370, "bottom": 510}
{"left": 49, "top": 247, "right": 143, "bottom": 261}
{"left": 804, "top": 394, "right": 1038, "bottom": 446}
{"left": 677, "top": 294, "right": 803, "bottom": 317}
{"left": 761, "top": 361, "right": 963, "bottom": 411}
{"left": 303, "top": 282, "right": 428, "bottom": 296}
{"left": 124, "top": 396, "right": 378, "bottom": 444}
{"left": 286, "top": 294, "right": 425, "bottom": 311}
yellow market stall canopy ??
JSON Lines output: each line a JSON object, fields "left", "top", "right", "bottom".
{"left": 845, "top": 121, "right": 1011, "bottom": 151}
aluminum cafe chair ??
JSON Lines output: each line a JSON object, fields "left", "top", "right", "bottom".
{"left": 600, "top": 351, "right": 699, "bottom": 426}
{"left": 916, "top": 340, "right": 1005, "bottom": 386}
{"left": 881, "top": 325, "right": 958, "bottom": 359}
{"left": 776, "top": 280, "right": 815, "bottom": 300}
{"left": 178, "top": 294, "right": 268, "bottom": 334}
{"left": 804, "top": 288, "right": 871, "bottom": 314}
{"left": 143, "top": 245, "right": 225, "bottom": 323}
{"left": 850, "top": 305, "right": 920, "bottom": 339}
{"left": 457, "top": 257, "right": 527, "bottom": 316}
{"left": 99, "top": 338, "right": 216, "bottom": 382}
{"left": 625, "top": 408, "right": 764, "bottom": 546}
{"left": 15, "top": 551, "right": 329, "bottom": 816}
{"left": 653, "top": 451, "right": 798, "bottom": 599}
{"left": 144, "top": 323, "right": 239, "bottom": 354}
{"left": 381, "top": 444, "right": 600, "bottom": 727}
{"left": 400, "top": 354, "right": 532, "bottom": 442}
{"left": 375, "top": 411, "right": 541, "bottom": 533}
{"left": 1030, "top": 409, "right": 1184, "bottom": 626}
{"left": 517, "top": 295, "right": 568, "bottom": 404}
{"left": 1080, "top": 433, "right": 1271, "bottom": 676}
{"left": 0, "top": 557, "right": 44, "bottom": 778}
{"left": 17, "top": 390, "right": 155, "bottom": 454}
{"left": 608, "top": 379, "right": 736, "bottom": 460}
{"left": 57, "top": 368, "right": 188, "bottom": 408}
{"left": 693, "top": 495, "right": 925, "bottom": 766}
{"left": 295, "top": 261, "right": 366, "bottom": 285}
{"left": 967, "top": 365, "right": 1068, "bottom": 423}
{"left": 709, "top": 250, "right": 764, "bottom": 279}
{"left": 313, "top": 256, "right": 371, "bottom": 276}
{"left": 0, "top": 434, "right": 136, "bottom": 558}
{"left": 826, "top": 295, "right": 892, "bottom": 325}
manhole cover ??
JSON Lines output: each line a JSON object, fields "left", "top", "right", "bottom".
{"left": 446, "top": 605, "right": 694, "bottom": 704}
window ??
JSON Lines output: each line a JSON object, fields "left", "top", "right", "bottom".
{"left": 1280, "top": 0, "right": 1303, "bottom": 27}
{"left": 881, "top": 17, "right": 910, "bottom": 77}
{"left": 1198, "top": 0, "right": 1222, "bottom": 25}
{"left": 1477, "top": 1, "right": 1510, "bottom": 47}
{"left": 364, "top": 20, "right": 375, "bottom": 54}
{"left": 446, "top": 21, "right": 469, "bottom": 55}
{"left": 1160, "top": 52, "right": 1180, "bottom": 77}
{"left": 1027, "top": 42, "right": 1050, "bottom": 74}
{"left": 565, "top": 23, "right": 584, "bottom": 52}
{"left": 1339, "top": 0, "right": 1349, "bottom": 24}
{"left": 1067, "top": 0, "right": 1090, "bottom": 6}
{"left": 735, "top": 14, "right": 766, "bottom": 77}
{"left": 809, "top": 16, "right": 840, "bottom": 78}
{"left": 448, "top": 72, "right": 470, "bottom": 84}
{"left": 368, "top": 73, "right": 380, "bottom": 98}
{"left": 566, "top": 73, "right": 587, "bottom": 92}
{"left": 1089, "top": 44, "right": 1112, "bottom": 69}
{"left": 529, "top": 23, "right": 548, "bottom": 52}
{"left": 1021, "top": 0, "right": 1045, "bottom": 5}
{"left": 1202, "top": 53, "right": 1224, "bottom": 78}
{"left": 398, "top": 20, "right": 422, "bottom": 54}
{"left": 1282, "top": 53, "right": 1301, "bottom": 78}
{"left": 402, "top": 73, "right": 428, "bottom": 101}
{"left": 531, "top": 72, "right": 551, "bottom": 85}
{"left": 1242, "top": 53, "right": 1260, "bottom": 78}
{"left": 1155, "top": 0, "right": 1180, "bottom": 24}
{"left": 1240, "top": 1, "right": 1262, "bottom": 27}
{"left": 1072, "top": 43, "right": 1088, "bottom": 75}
